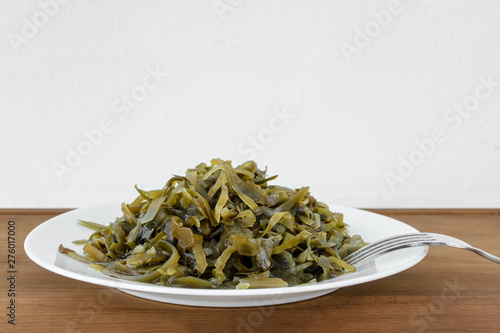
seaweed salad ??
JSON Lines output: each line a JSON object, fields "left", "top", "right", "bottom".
{"left": 59, "top": 159, "right": 366, "bottom": 289}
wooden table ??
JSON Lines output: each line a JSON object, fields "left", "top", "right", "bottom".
{"left": 1, "top": 209, "right": 499, "bottom": 333}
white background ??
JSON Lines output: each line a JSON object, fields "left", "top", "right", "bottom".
{"left": 1, "top": 0, "right": 499, "bottom": 208}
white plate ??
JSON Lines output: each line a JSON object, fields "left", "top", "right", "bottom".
{"left": 24, "top": 202, "right": 427, "bottom": 307}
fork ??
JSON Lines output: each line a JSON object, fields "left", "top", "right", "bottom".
{"left": 343, "top": 232, "right": 500, "bottom": 266}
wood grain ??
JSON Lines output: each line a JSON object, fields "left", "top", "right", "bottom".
{"left": 1, "top": 210, "right": 499, "bottom": 333}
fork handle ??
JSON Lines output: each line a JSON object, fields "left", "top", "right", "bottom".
{"left": 429, "top": 233, "right": 500, "bottom": 264}
{"left": 465, "top": 246, "right": 500, "bottom": 264}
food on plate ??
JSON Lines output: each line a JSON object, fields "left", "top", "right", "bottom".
{"left": 59, "top": 159, "right": 365, "bottom": 289}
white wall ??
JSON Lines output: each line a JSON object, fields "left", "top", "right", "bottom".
{"left": 1, "top": 0, "right": 499, "bottom": 208}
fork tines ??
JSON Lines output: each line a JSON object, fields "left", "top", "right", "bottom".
{"left": 345, "top": 233, "right": 435, "bottom": 265}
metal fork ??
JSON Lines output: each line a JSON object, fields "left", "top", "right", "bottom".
{"left": 344, "top": 232, "right": 500, "bottom": 266}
